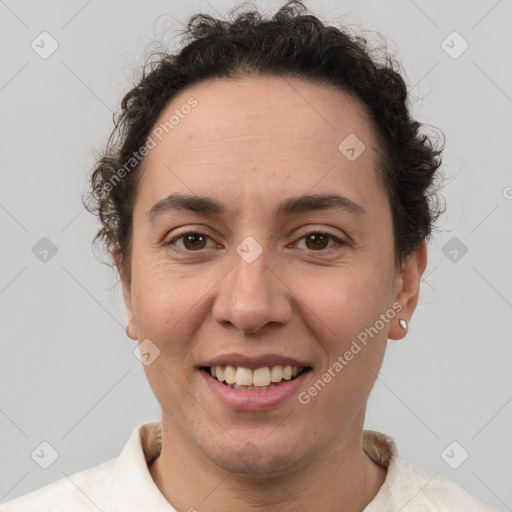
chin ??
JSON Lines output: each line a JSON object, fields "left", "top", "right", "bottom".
{"left": 203, "top": 430, "right": 308, "bottom": 477}
{"left": 210, "top": 448, "right": 301, "bottom": 478}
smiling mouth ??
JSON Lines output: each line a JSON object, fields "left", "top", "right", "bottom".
{"left": 200, "top": 365, "right": 312, "bottom": 391}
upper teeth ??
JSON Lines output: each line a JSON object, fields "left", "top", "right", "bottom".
{"left": 210, "top": 365, "right": 303, "bottom": 387}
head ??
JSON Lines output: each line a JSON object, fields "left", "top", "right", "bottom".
{"left": 85, "top": 1, "right": 443, "bottom": 475}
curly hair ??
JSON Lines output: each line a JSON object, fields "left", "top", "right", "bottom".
{"left": 84, "top": 0, "right": 445, "bottom": 281}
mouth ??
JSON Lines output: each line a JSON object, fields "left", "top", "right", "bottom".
{"left": 199, "top": 364, "right": 312, "bottom": 391}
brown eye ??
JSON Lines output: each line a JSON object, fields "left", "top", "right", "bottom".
{"left": 296, "top": 232, "right": 345, "bottom": 252}
{"left": 304, "top": 233, "right": 329, "bottom": 250}
{"left": 167, "top": 231, "right": 214, "bottom": 251}
{"left": 182, "top": 233, "right": 208, "bottom": 250}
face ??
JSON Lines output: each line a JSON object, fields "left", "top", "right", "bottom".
{"left": 120, "top": 75, "right": 425, "bottom": 475}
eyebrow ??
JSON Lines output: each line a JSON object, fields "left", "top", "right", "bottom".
{"left": 147, "top": 192, "right": 366, "bottom": 222}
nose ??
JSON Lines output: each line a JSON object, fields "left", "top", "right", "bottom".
{"left": 212, "top": 247, "right": 292, "bottom": 334}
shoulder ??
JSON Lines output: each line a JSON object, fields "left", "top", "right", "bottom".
{"left": 362, "top": 430, "right": 496, "bottom": 511}
{"left": 386, "top": 457, "right": 496, "bottom": 511}
{"left": 0, "top": 422, "right": 160, "bottom": 512}
{"left": 0, "top": 457, "right": 119, "bottom": 512}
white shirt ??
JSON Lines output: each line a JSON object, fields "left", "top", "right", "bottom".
{"left": 0, "top": 422, "right": 495, "bottom": 511}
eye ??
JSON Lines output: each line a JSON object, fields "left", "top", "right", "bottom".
{"left": 166, "top": 231, "right": 216, "bottom": 251}
{"left": 294, "top": 231, "right": 345, "bottom": 251}
{"left": 165, "top": 230, "right": 345, "bottom": 253}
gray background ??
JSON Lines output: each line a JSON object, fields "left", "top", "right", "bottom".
{"left": 1, "top": 0, "right": 511, "bottom": 509}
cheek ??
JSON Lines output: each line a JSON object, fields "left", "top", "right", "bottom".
{"left": 130, "top": 258, "right": 216, "bottom": 351}
{"left": 299, "top": 270, "right": 388, "bottom": 423}
{"left": 301, "top": 263, "right": 389, "bottom": 345}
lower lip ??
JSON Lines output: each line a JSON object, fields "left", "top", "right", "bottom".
{"left": 198, "top": 368, "right": 311, "bottom": 411}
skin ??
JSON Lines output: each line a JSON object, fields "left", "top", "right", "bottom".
{"left": 118, "top": 75, "right": 427, "bottom": 512}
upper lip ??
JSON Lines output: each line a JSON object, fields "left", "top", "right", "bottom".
{"left": 199, "top": 353, "right": 311, "bottom": 369}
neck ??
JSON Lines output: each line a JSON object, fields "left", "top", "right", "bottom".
{"left": 148, "top": 412, "right": 387, "bottom": 512}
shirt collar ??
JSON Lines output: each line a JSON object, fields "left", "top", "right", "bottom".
{"left": 116, "top": 422, "right": 174, "bottom": 510}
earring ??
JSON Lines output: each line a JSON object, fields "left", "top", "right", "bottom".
{"left": 399, "top": 318, "right": 408, "bottom": 334}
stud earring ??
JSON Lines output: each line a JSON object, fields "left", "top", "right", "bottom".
{"left": 399, "top": 318, "right": 408, "bottom": 334}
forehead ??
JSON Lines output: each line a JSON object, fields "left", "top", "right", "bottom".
{"left": 149, "top": 75, "right": 376, "bottom": 156}
{"left": 137, "top": 75, "right": 385, "bottom": 218}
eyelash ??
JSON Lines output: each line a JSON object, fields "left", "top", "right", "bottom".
{"left": 165, "top": 230, "right": 346, "bottom": 253}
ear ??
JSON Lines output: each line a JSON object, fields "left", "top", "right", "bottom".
{"left": 114, "top": 248, "right": 138, "bottom": 340}
{"left": 388, "top": 239, "right": 427, "bottom": 340}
